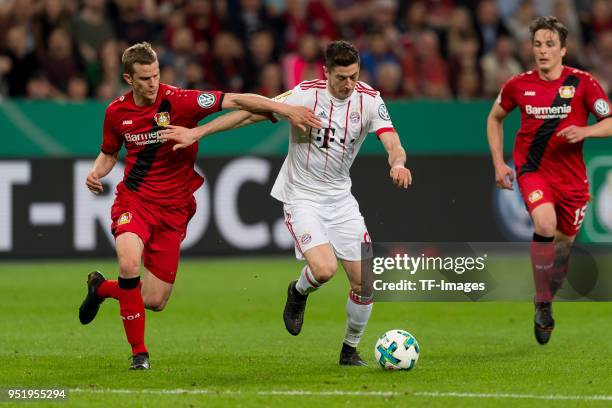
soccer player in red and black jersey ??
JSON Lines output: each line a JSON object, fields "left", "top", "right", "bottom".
{"left": 487, "top": 16, "right": 612, "bottom": 345}
{"left": 78, "top": 42, "right": 321, "bottom": 369}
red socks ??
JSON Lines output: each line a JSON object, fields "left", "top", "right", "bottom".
{"left": 531, "top": 234, "right": 555, "bottom": 303}
{"left": 97, "top": 277, "right": 147, "bottom": 355}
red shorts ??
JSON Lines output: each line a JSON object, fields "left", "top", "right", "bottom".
{"left": 110, "top": 194, "right": 197, "bottom": 283}
{"left": 517, "top": 172, "right": 589, "bottom": 237}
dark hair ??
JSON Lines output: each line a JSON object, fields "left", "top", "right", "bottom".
{"left": 529, "top": 16, "right": 568, "bottom": 47}
{"left": 122, "top": 42, "right": 158, "bottom": 76}
{"left": 324, "top": 40, "right": 360, "bottom": 69}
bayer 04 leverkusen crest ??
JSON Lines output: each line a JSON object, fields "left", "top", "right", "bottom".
{"left": 154, "top": 112, "right": 170, "bottom": 127}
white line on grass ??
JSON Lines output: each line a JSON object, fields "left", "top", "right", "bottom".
{"left": 70, "top": 388, "right": 612, "bottom": 401}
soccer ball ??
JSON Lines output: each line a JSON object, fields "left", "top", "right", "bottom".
{"left": 374, "top": 329, "right": 420, "bottom": 370}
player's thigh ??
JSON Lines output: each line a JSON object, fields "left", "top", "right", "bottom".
{"left": 142, "top": 267, "right": 174, "bottom": 311}
{"left": 115, "top": 232, "right": 145, "bottom": 278}
{"left": 553, "top": 190, "right": 589, "bottom": 238}
{"left": 517, "top": 173, "right": 557, "bottom": 235}
{"left": 142, "top": 200, "right": 195, "bottom": 285}
{"left": 326, "top": 199, "right": 371, "bottom": 263}
{"left": 303, "top": 243, "right": 338, "bottom": 281}
{"left": 283, "top": 203, "right": 330, "bottom": 260}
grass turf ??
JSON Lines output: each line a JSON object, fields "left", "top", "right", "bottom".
{"left": 1, "top": 258, "right": 611, "bottom": 407}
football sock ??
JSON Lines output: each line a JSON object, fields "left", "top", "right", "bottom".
{"left": 551, "top": 242, "right": 572, "bottom": 295}
{"left": 531, "top": 233, "right": 555, "bottom": 303}
{"left": 295, "top": 265, "right": 322, "bottom": 295}
{"left": 343, "top": 290, "right": 373, "bottom": 347}
{"left": 97, "top": 280, "right": 119, "bottom": 299}
{"left": 118, "top": 276, "right": 147, "bottom": 355}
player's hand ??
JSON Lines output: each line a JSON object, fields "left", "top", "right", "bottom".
{"left": 557, "top": 125, "right": 588, "bottom": 144}
{"left": 390, "top": 165, "right": 412, "bottom": 189}
{"left": 158, "top": 125, "right": 201, "bottom": 151}
{"left": 86, "top": 171, "right": 104, "bottom": 195}
{"left": 494, "top": 163, "right": 514, "bottom": 190}
{"left": 285, "top": 106, "right": 322, "bottom": 132}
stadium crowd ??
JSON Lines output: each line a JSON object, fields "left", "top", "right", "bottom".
{"left": 0, "top": 0, "right": 610, "bottom": 101}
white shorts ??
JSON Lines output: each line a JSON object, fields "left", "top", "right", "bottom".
{"left": 283, "top": 196, "right": 372, "bottom": 261}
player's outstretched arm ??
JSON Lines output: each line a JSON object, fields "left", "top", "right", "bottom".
{"left": 487, "top": 102, "right": 514, "bottom": 190}
{"left": 86, "top": 151, "right": 118, "bottom": 195}
{"left": 223, "top": 93, "right": 321, "bottom": 131}
{"left": 159, "top": 110, "right": 270, "bottom": 151}
{"left": 557, "top": 117, "right": 612, "bottom": 143}
{"left": 379, "top": 131, "right": 412, "bottom": 189}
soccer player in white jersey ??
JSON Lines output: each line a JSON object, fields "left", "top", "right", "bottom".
{"left": 160, "top": 41, "right": 411, "bottom": 365}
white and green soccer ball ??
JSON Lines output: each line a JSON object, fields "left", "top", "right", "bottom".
{"left": 374, "top": 329, "right": 420, "bottom": 370}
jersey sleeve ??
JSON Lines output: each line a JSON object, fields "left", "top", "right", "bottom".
{"left": 366, "top": 93, "right": 395, "bottom": 137}
{"left": 583, "top": 74, "right": 611, "bottom": 121}
{"left": 100, "top": 108, "right": 123, "bottom": 154}
{"left": 178, "top": 89, "right": 225, "bottom": 122}
{"left": 497, "top": 77, "right": 517, "bottom": 112}
{"left": 270, "top": 87, "right": 302, "bottom": 121}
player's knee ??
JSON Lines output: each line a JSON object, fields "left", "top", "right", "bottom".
{"left": 533, "top": 219, "right": 556, "bottom": 237}
{"left": 143, "top": 295, "right": 167, "bottom": 312}
{"left": 311, "top": 261, "right": 337, "bottom": 283}
{"left": 118, "top": 258, "right": 140, "bottom": 278}
{"left": 350, "top": 282, "right": 362, "bottom": 295}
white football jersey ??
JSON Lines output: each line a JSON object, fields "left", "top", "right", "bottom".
{"left": 271, "top": 79, "right": 395, "bottom": 205}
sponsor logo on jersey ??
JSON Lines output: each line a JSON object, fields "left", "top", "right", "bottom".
{"left": 124, "top": 130, "right": 166, "bottom": 146}
{"left": 350, "top": 111, "right": 361, "bottom": 124}
{"left": 154, "top": 112, "right": 170, "bottom": 126}
{"left": 558, "top": 86, "right": 575, "bottom": 98}
{"left": 117, "top": 212, "right": 132, "bottom": 225}
{"left": 525, "top": 104, "right": 572, "bottom": 119}
{"left": 524, "top": 91, "right": 536, "bottom": 96}
{"left": 594, "top": 98, "right": 610, "bottom": 117}
{"left": 378, "top": 103, "right": 390, "bottom": 121}
{"left": 301, "top": 233, "right": 312, "bottom": 245}
{"left": 528, "top": 190, "right": 543, "bottom": 204}
{"left": 122, "top": 119, "right": 133, "bottom": 125}
{"left": 198, "top": 92, "right": 217, "bottom": 109}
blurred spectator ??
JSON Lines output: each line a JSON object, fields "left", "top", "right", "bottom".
{"left": 506, "top": 0, "right": 536, "bottom": 42}
{"left": 590, "top": 31, "right": 612, "bottom": 96}
{"left": 399, "top": 0, "right": 430, "bottom": 49}
{"left": 33, "top": 0, "right": 73, "bottom": 53}
{"left": 0, "top": 25, "right": 39, "bottom": 97}
{"left": 42, "top": 28, "right": 84, "bottom": 96}
{"left": 474, "top": 0, "right": 510, "bottom": 57}
{"left": 361, "top": 31, "right": 400, "bottom": 85}
{"left": 281, "top": 0, "right": 336, "bottom": 52}
{"left": 456, "top": 68, "right": 481, "bottom": 100}
{"left": 67, "top": 76, "right": 89, "bottom": 101}
{"left": 185, "top": 61, "right": 210, "bottom": 90}
{"left": 409, "top": 29, "right": 451, "bottom": 99}
{"left": 282, "top": 33, "right": 325, "bottom": 88}
{"left": 96, "top": 79, "right": 119, "bottom": 101}
{"left": 228, "top": 0, "right": 278, "bottom": 47}
{"left": 160, "top": 27, "right": 197, "bottom": 88}
{"left": 244, "top": 29, "right": 278, "bottom": 91}
{"left": 184, "top": 0, "right": 220, "bottom": 55}
{"left": 591, "top": 0, "right": 612, "bottom": 37}
{"left": 552, "top": 0, "right": 583, "bottom": 46}
{"left": 205, "top": 31, "right": 247, "bottom": 92}
{"left": 445, "top": 6, "right": 476, "bottom": 57}
{"left": 72, "top": 0, "right": 116, "bottom": 61}
{"left": 448, "top": 35, "right": 482, "bottom": 97}
{"left": 257, "top": 63, "right": 284, "bottom": 97}
{"left": 481, "top": 35, "right": 521, "bottom": 97}
{"left": 376, "top": 61, "right": 404, "bottom": 99}
{"left": 27, "top": 75, "right": 53, "bottom": 99}
{"left": 516, "top": 37, "right": 535, "bottom": 71}
{"left": 112, "top": 0, "right": 159, "bottom": 49}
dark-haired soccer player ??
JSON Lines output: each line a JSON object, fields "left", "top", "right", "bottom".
{"left": 160, "top": 40, "right": 411, "bottom": 365}
{"left": 487, "top": 16, "right": 612, "bottom": 344}
{"left": 78, "top": 42, "right": 321, "bottom": 370}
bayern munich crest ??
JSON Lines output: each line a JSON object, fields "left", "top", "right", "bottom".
{"left": 154, "top": 112, "right": 170, "bottom": 126}
{"left": 350, "top": 111, "right": 361, "bottom": 124}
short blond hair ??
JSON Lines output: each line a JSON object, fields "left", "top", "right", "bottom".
{"left": 122, "top": 42, "right": 158, "bottom": 76}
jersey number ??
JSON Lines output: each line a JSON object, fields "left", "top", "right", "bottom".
{"left": 573, "top": 205, "right": 587, "bottom": 226}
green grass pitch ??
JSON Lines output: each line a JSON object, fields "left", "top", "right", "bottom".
{"left": 1, "top": 258, "right": 612, "bottom": 407}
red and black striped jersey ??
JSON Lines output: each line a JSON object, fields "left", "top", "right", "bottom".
{"left": 498, "top": 66, "right": 611, "bottom": 191}
{"left": 101, "top": 83, "right": 224, "bottom": 205}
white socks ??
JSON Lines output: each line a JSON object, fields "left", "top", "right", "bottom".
{"left": 344, "top": 291, "right": 373, "bottom": 347}
{"left": 295, "top": 265, "right": 321, "bottom": 295}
